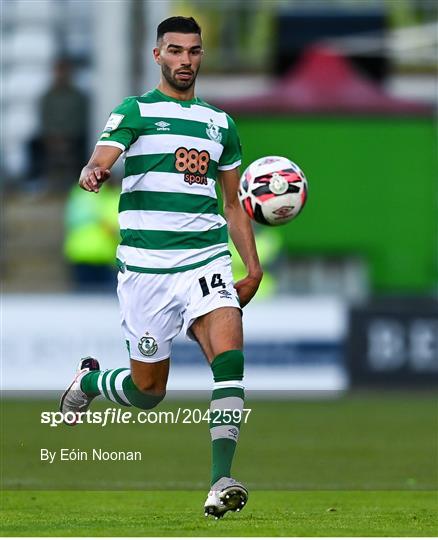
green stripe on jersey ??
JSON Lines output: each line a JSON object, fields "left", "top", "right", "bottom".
{"left": 119, "top": 191, "right": 218, "bottom": 214}
{"left": 125, "top": 153, "right": 219, "bottom": 178}
{"left": 117, "top": 250, "right": 231, "bottom": 274}
{"left": 120, "top": 225, "right": 228, "bottom": 250}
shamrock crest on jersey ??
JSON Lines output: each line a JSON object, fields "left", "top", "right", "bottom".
{"left": 206, "top": 119, "right": 222, "bottom": 143}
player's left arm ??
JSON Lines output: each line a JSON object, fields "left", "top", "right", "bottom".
{"left": 218, "top": 167, "right": 263, "bottom": 307}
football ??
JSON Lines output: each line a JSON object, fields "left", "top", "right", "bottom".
{"left": 238, "top": 155, "right": 308, "bottom": 226}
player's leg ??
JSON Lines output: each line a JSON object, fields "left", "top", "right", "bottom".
{"left": 190, "top": 306, "right": 243, "bottom": 362}
{"left": 80, "top": 357, "right": 169, "bottom": 408}
{"left": 60, "top": 270, "right": 181, "bottom": 418}
{"left": 184, "top": 257, "right": 247, "bottom": 518}
{"left": 191, "top": 308, "right": 247, "bottom": 517}
{"left": 60, "top": 355, "right": 170, "bottom": 420}
{"left": 191, "top": 307, "right": 246, "bottom": 485}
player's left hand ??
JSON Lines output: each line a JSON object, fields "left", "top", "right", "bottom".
{"left": 234, "top": 273, "right": 263, "bottom": 308}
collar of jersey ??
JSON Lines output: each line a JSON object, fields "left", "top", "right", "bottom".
{"left": 148, "top": 88, "right": 199, "bottom": 108}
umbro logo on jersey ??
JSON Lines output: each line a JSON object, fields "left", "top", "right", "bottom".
{"left": 155, "top": 121, "right": 170, "bottom": 131}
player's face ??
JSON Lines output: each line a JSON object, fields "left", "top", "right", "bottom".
{"left": 154, "top": 32, "right": 203, "bottom": 91}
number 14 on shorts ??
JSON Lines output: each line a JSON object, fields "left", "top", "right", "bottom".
{"left": 199, "top": 273, "right": 226, "bottom": 297}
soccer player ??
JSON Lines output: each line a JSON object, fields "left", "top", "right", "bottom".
{"left": 60, "top": 16, "right": 262, "bottom": 519}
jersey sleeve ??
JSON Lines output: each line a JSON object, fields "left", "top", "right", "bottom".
{"left": 96, "top": 97, "right": 139, "bottom": 152}
{"left": 218, "top": 114, "right": 242, "bottom": 171}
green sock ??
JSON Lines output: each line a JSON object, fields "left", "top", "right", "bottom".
{"left": 81, "top": 371, "right": 101, "bottom": 397}
{"left": 209, "top": 350, "right": 245, "bottom": 486}
{"left": 81, "top": 368, "right": 164, "bottom": 409}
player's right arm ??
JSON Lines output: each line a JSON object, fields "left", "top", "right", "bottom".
{"left": 79, "top": 145, "right": 122, "bottom": 193}
{"left": 80, "top": 96, "right": 139, "bottom": 193}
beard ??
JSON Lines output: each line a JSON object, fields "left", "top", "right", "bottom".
{"left": 162, "top": 63, "right": 198, "bottom": 91}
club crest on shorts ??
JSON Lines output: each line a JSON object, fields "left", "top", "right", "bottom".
{"left": 138, "top": 333, "right": 158, "bottom": 357}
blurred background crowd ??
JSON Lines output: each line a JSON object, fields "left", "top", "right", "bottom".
{"left": 1, "top": 0, "right": 437, "bottom": 390}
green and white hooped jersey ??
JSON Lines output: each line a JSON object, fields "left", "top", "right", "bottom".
{"left": 96, "top": 88, "right": 242, "bottom": 274}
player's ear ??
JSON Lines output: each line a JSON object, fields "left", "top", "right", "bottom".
{"left": 153, "top": 47, "right": 161, "bottom": 65}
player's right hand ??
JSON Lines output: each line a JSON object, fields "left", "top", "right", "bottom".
{"left": 79, "top": 166, "right": 111, "bottom": 193}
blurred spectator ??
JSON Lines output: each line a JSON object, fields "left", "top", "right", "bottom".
{"left": 27, "top": 57, "right": 89, "bottom": 191}
{"left": 63, "top": 182, "right": 120, "bottom": 291}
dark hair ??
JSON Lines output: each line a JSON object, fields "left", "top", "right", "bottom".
{"left": 157, "top": 16, "right": 201, "bottom": 42}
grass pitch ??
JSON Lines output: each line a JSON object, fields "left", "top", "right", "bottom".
{"left": 1, "top": 392, "right": 437, "bottom": 536}
{"left": 1, "top": 490, "right": 437, "bottom": 536}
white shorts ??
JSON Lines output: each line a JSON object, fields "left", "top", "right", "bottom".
{"left": 117, "top": 255, "right": 241, "bottom": 362}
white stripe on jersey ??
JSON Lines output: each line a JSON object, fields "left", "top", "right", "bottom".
{"left": 119, "top": 210, "right": 226, "bottom": 232}
{"left": 117, "top": 244, "right": 229, "bottom": 270}
{"left": 121, "top": 172, "right": 217, "bottom": 199}
{"left": 96, "top": 140, "right": 127, "bottom": 151}
{"left": 137, "top": 101, "right": 228, "bottom": 129}
{"left": 218, "top": 159, "right": 241, "bottom": 171}
{"left": 126, "top": 134, "right": 223, "bottom": 162}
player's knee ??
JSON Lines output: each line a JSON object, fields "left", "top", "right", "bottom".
{"left": 140, "top": 389, "right": 166, "bottom": 409}
{"left": 128, "top": 378, "right": 166, "bottom": 410}
{"left": 132, "top": 374, "right": 167, "bottom": 399}
{"left": 138, "top": 382, "right": 166, "bottom": 401}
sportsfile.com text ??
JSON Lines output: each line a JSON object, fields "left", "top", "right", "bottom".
{"left": 41, "top": 407, "right": 252, "bottom": 427}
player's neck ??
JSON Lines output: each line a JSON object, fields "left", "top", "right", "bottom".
{"left": 156, "top": 81, "right": 195, "bottom": 102}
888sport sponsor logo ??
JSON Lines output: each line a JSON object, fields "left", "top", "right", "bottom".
{"left": 174, "top": 147, "right": 210, "bottom": 186}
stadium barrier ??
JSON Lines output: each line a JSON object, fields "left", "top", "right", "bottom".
{"left": 346, "top": 297, "right": 438, "bottom": 386}
{"left": 3, "top": 294, "right": 347, "bottom": 392}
